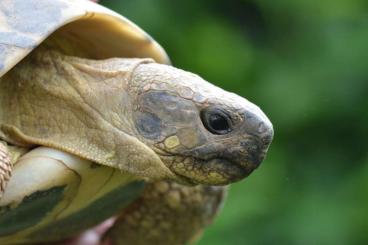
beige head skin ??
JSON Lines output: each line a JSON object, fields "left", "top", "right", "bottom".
{"left": 130, "top": 63, "right": 273, "bottom": 184}
{"left": 0, "top": 50, "right": 273, "bottom": 185}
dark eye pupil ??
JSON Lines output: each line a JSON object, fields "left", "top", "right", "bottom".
{"left": 201, "top": 107, "right": 232, "bottom": 135}
{"left": 209, "top": 114, "right": 229, "bottom": 131}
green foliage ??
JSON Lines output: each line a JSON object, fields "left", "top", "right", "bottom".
{"left": 101, "top": 0, "right": 368, "bottom": 244}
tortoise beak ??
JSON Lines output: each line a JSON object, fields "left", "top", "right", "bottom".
{"left": 213, "top": 109, "right": 273, "bottom": 182}
{"left": 236, "top": 109, "right": 274, "bottom": 169}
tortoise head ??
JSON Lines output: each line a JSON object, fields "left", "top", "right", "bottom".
{"left": 131, "top": 63, "right": 273, "bottom": 185}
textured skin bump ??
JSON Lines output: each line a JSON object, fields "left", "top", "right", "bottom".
{"left": 105, "top": 181, "right": 226, "bottom": 245}
{"left": 0, "top": 142, "right": 11, "bottom": 197}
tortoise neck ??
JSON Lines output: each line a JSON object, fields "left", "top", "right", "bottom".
{"left": 0, "top": 49, "right": 172, "bottom": 179}
{"left": 1, "top": 48, "right": 142, "bottom": 138}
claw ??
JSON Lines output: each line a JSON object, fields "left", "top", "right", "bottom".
{"left": 0, "top": 142, "right": 11, "bottom": 198}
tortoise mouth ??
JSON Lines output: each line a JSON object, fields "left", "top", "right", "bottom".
{"left": 167, "top": 156, "right": 257, "bottom": 185}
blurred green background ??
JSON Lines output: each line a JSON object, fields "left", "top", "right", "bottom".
{"left": 100, "top": 1, "right": 368, "bottom": 244}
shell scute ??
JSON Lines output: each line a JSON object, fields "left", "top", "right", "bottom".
{"left": 0, "top": 0, "right": 169, "bottom": 77}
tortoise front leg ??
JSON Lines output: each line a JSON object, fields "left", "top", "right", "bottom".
{"left": 0, "top": 142, "right": 11, "bottom": 199}
{"left": 104, "top": 181, "right": 227, "bottom": 245}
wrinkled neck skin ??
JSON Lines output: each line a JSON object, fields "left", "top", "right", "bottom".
{"left": 0, "top": 49, "right": 177, "bottom": 182}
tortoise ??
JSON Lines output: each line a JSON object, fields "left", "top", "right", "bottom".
{"left": 0, "top": 0, "right": 273, "bottom": 244}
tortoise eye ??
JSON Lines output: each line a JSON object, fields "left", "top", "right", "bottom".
{"left": 201, "top": 107, "right": 232, "bottom": 135}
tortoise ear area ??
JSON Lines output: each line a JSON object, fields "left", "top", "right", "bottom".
{"left": 134, "top": 111, "right": 163, "bottom": 141}
{"left": 133, "top": 90, "right": 201, "bottom": 142}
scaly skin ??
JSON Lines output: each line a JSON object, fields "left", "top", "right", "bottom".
{"left": 105, "top": 181, "right": 226, "bottom": 245}
{"left": 0, "top": 48, "right": 273, "bottom": 244}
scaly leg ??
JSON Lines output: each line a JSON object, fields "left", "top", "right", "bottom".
{"left": 0, "top": 142, "right": 11, "bottom": 198}
{"left": 103, "top": 181, "right": 227, "bottom": 245}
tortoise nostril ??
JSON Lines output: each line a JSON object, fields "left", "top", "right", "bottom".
{"left": 258, "top": 122, "right": 268, "bottom": 134}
